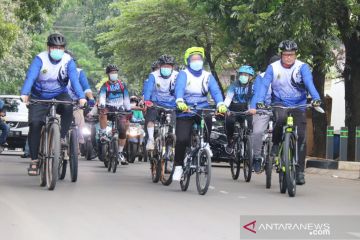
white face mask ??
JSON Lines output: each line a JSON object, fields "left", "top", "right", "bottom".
{"left": 109, "top": 73, "right": 118, "bottom": 81}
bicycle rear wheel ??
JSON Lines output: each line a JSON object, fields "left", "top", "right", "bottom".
{"left": 58, "top": 158, "right": 67, "bottom": 180}
{"left": 196, "top": 148, "right": 212, "bottom": 195}
{"left": 46, "top": 123, "right": 61, "bottom": 190}
{"left": 230, "top": 138, "right": 241, "bottom": 180}
{"left": 69, "top": 129, "right": 78, "bottom": 182}
{"left": 284, "top": 133, "right": 296, "bottom": 197}
{"left": 243, "top": 136, "right": 253, "bottom": 182}
{"left": 264, "top": 141, "right": 272, "bottom": 189}
{"left": 278, "top": 145, "right": 287, "bottom": 194}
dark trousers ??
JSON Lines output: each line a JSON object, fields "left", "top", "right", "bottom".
{"left": 0, "top": 119, "right": 9, "bottom": 145}
{"left": 272, "top": 108, "right": 306, "bottom": 172}
{"left": 225, "top": 114, "right": 252, "bottom": 143}
{"left": 174, "top": 114, "right": 212, "bottom": 166}
{"left": 28, "top": 93, "right": 73, "bottom": 160}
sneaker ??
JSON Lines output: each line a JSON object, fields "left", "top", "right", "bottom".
{"left": 253, "top": 157, "right": 262, "bottom": 173}
{"left": 61, "top": 138, "right": 68, "bottom": 148}
{"left": 296, "top": 171, "right": 305, "bottom": 185}
{"left": 100, "top": 133, "right": 109, "bottom": 143}
{"left": 21, "top": 153, "right": 30, "bottom": 158}
{"left": 146, "top": 139, "right": 155, "bottom": 151}
{"left": 118, "top": 152, "right": 128, "bottom": 165}
{"left": 271, "top": 144, "right": 279, "bottom": 156}
{"left": 172, "top": 166, "right": 183, "bottom": 181}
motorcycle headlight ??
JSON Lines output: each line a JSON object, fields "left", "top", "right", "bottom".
{"left": 128, "top": 127, "right": 139, "bottom": 137}
{"left": 82, "top": 127, "right": 91, "bottom": 136}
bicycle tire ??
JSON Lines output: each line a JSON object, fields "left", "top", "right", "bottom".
{"left": 150, "top": 157, "right": 161, "bottom": 183}
{"left": 243, "top": 135, "right": 253, "bottom": 182}
{"left": 230, "top": 137, "right": 241, "bottom": 180}
{"left": 284, "top": 133, "right": 296, "bottom": 197}
{"left": 46, "top": 123, "right": 61, "bottom": 190}
{"left": 160, "top": 135, "right": 175, "bottom": 186}
{"left": 264, "top": 141, "right": 272, "bottom": 189}
{"left": 69, "top": 129, "right": 78, "bottom": 182}
{"left": 180, "top": 168, "right": 190, "bottom": 191}
{"left": 58, "top": 158, "right": 67, "bottom": 180}
{"left": 196, "top": 148, "right": 212, "bottom": 195}
{"left": 39, "top": 128, "right": 46, "bottom": 187}
{"left": 278, "top": 145, "right": 287, "bottom": 194}
{"left": 111, "top": 136, "right": 119, "bottom": 173}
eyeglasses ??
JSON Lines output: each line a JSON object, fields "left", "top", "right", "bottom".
{"left": 282, "top": 53, "right": 296, "bottom": 58}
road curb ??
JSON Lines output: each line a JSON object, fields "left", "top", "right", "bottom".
{"left": 306, "top": 158, "right": 338, "bottom": 169}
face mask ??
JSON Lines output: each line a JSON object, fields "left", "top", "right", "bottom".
{"left": 109, "top": 73, "right": 118, "bottom": 81}
{"left": 239, "top": 75, "right": 249, "bottom": 84}
{"left": 131, "top": 103, "right": 137, "bottom": 107}
{"left": 160, "top": 67, "right": 172, "bottom": 77}
{"left": 189, "top": 60, "right": 203, "bottom": 71}
{"left": 50, "top": 49, "right": 64, "bottom": 61}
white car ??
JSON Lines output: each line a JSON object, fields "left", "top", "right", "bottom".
{"left": 0, "top": 95, "right": 28, "bottom": 149}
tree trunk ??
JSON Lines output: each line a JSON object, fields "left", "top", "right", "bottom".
{"left": 204, "top": 44, "right": 225, "bottom": 98}
{"left": 311, "top": 60, "right": 328, "bottom": 158}
{"left": 342, "top": 34, "right": 360, "bottom": 161}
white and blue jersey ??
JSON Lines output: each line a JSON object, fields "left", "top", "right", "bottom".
{"left": 224, "top": 81, "right": 254, "bottom": 108}
{"left": 99, "top": 80, "right": 131, "bottom": 111}
{"left": 143, "top": 69, "right": 178, "bottom": 108}
{"left": 21, "top": 51, "right": 85, "bottom": 99}
{"left": 251, "top": 59, "right": 320, "bottom": 109}
{"left": 67, "top": 68, "right": 91, "bottom": 100}
{"left": 252, "top": 72, "right": 272, "bottom": 106}
{"left": 175, "top": 68, "right": 224, "bottom": 116}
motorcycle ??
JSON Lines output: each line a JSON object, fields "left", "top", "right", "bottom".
{"left": 80, "top": 115, "right": 99, "bottom": 160}
{"left": 125, "top": 121, "right": 145, "bottom": 163}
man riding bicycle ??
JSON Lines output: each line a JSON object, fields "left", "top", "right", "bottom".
{"left": 20, "top": 33, "right": 86, "bottom": 175}
{"left": 143, "top": 55, "right": 178, "bottom": 150}
{"left": 173, "top": 47, "right": 227, "bottom": 181}
{"left": 98, "top": 64, "right": 131, "bottom": 165}
{"left": 251, "top": 40, "right": 321, "bottom": 185}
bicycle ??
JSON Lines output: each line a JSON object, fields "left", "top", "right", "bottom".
{"left": 271, "top": 104, "right": 324, "bottom": 197}
{"left": 148, "top": 106, "right": 176, "bottom": 186}
{"left": 255, "top": 109, "right": 274, "bottom": 189}
{"left": 30, "top": 99, "right": 74, "bottom": 190}
{"left": 100, "top": 109, "right": 132, "bottom": 173}
{"left": 180, "top": 106, "right": 217, "bottom": 195}
{"left": 58, "top": 105, "right": 82, "bottom": 182}
{"left": 226, "top": 111, "right": 253, "bottom": 182}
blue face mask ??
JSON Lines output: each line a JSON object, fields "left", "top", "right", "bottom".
{"left": 239, "top": 75, "right": 249, "bottom": 84}
{"left": 109, "top": 73, "right": 118, "bottom": 81}
{"left": 50, "top": 49, "right": 64, "bottom": 61}
{"left": 160, "top": 67, "right": 172, "bottom": 77}
{"left": 189, "top": 60, "right": 203, "bottom": 71}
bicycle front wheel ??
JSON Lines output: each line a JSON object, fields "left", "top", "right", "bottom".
{"left": 46, "top": 123, "right": 61, "bottom": 190}
{"left": 264, "top": 141, "right": 272, "bottom": 189}
{"left": 110, "top": 137, "right": 119, "bottom": 173}
{"left": 196, "top": 148, "right": 212, "bottom": 195}
{"left": 161, "top": 135, "right": 175, "bottom": 186}
{"left": 283, "top": 133, "right": 296, "bottom": 197}
{"left": 243, "top": 136, "right": 253, "bottom": 182}
{"left": 69, "top": 129, "right": 78, "bottom": 182}
{"left": 230, "top": 138, "right": 241, "bottom": 180}
{"left": 39, "top": 128, "right": 46, "bottom": 187}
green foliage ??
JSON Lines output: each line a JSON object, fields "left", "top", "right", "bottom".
{"left": 96, "top": 0, "right": 238, "bottom": 89}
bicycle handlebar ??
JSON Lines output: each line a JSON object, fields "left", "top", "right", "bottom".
{"left": 271, "top": 104, "right": 325, "bottom": 113}
{"left": 29, "top": 99, "right": 76, "bottom": 105}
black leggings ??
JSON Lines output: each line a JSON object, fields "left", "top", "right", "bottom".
{"left": 174, "top": 114, "right": 212, "bottom": 166}
{"left": 28, "top": 93, "right": 73, "bottom": 160}
{"left": 272, "top": 108, "right": 306, "bottom": 172}
{"left": 225, "top": 114, "right": 252, "bottom": 143}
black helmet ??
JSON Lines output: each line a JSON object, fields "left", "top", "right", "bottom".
{"left": 47, "top": 33, "right": 66, "bottom": 47}
{"left": 158, "top": 54, "right": 175, "bottom": 66}
{"left": 151, "top": 60, "right": 160, "bottom": 71}
{"left": 279, "top": 40, "right": 298, "bottom": 52}
{"left": 106, "top": 64, "right": 119, "bottom": 74}
{"left": 269, "top": 55, "right": 280, "bottom": 64}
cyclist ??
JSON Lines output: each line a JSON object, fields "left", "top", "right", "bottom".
{"left": 224, "top": 65, "right": 255, "bottom": 156}
{"left": 130, "top": 96, "right": 145, "bottom": 122}
{"left": 173, "top": 47, "right": 227, "bottom": 181}
{"left": 65, "top": 51, "right": 95, "bottom": 145}
{"left": 143, "top": 55, "right": 178, "bottom": 150}
{"left": 98, "top": 64, "right": 131, "bottom": 165}
{"left": 20, "top": 33, "right": 86, "bottom": 175}
{"left": 251, "top": 40, "right": 321, "bottom": 185}
{"left": 251, "top": 55, "right": 280, "bottom": 173}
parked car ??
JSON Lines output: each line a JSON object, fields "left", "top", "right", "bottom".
{"left": 0, "top": 95, "right": 28, "bottom": 149}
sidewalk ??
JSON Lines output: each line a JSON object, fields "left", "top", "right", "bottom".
{"left": 306, "top": 167, "right": 360, "bottom": 180}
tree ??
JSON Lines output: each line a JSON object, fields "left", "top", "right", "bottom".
{"left": 96, "top": 0, "right": 239, "bottom": 93}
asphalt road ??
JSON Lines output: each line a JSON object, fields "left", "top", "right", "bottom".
{"left": 1, "top": 153, "right": 360, "bottom": 240}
